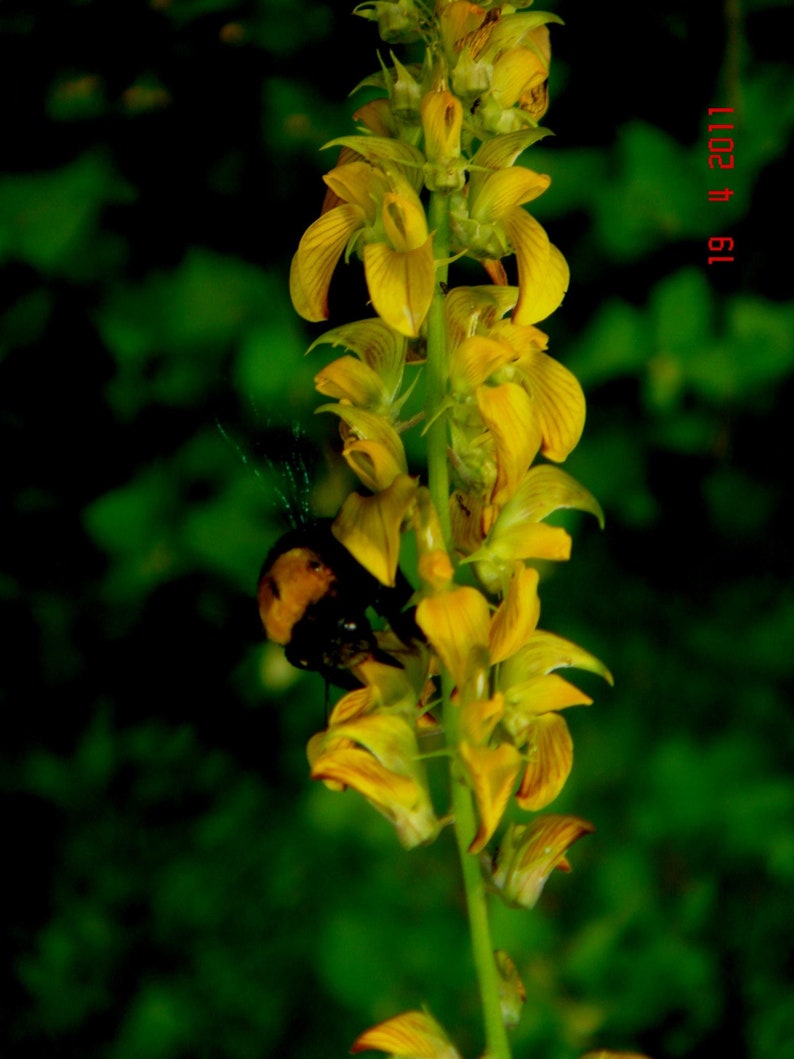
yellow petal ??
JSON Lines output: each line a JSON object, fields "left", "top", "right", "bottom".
{"left": 439, "top": 0, "right": 487, "bottom": 58}
{"left": 332, "top": 475, "right": 418, "bottom": 587}
{"left": 421, "top": 89, "right": 465, "bottom": 190}
{"left": 470, "top": 127, "right": 552, "bottom": 176}
{"left": 482, "top": 257, "right": 509, "bottom": 285}
{"left": 484, "top": 11, "right": 563, "bottom": 57}
{"left": 308, "top": 318, "right": 405, "bottom": 402}
{"left": 290, "top": 203, "right": 366, "bottom": 322}
{"left": 328, "top": 685, "right": 380, "bottom": 725}
{"left": 504, "top": 208, "right": 569, "bottom": 325}
{"left": 421, "top": 89, "right": 463, "bottom": 162}
{"left": 381, "top": 189, "right": 429, "bottom": 253}
{"left": 519, "top": 74, "right": 549, "bottom": 123}
{"left": 450, "top": 334, "right": 515, "bottom": 393}
{"left": 460, "top": 740, "right": 523, "bottom": 854}
{"left": 443, "top": 284, "right": 519, "bottom": 355}
{"left": 499, "top": 464, "right": 605, "bottom": 535}
{"left": 492, "top": 322, "right": 585, "bottom": 462}
{"left": 311, "top": 744, "right": 439, "bottom": 850}
{"left": 351, "top": 637, "right": 432, "bottom": 711}
{"left": 489, "top": 565, "right": 540, "bottom": 664}
{"left": 352, "top": 97, "right": 397, "bottom": 137}
{"left": 306, "top": 729, "right": 353, "bottom": 791}
{"left": 449, "top": 488, "right": 490, "bottom": 556}
{"left": 349, "top": 439, "right": 408, "bottom": 493}
{"left": 318, "top": 403, "right": 408, "bottom": 491}
{"left": 352, "top": 1010, "right": 462, "bottom": 1059}
{"left": 472, "top": 167, "right": 551, "bottom": 222}
{"left": 330, "top": 711, "right": 417, "bottom": 772}
{"left": 459, "top": 692, "right": 505, "bottom": 747}
{"left": 364, "top": 238, "right": 436, "bottom": 337}
{"left": 416, "top": 585, "right": 490, "bottom": 688}
{"left": 323, "top": 137, "right": 425, "bottom": 181}
{"left": 502, "top": 673, "right": 592, "bottom": 744}
{"left": 519, "top": 350, "right": 586, "bottom": 461}
{"left": 499, "top": 628, "right": 614, "bottom": 687}
{"left": 515, "top": 712, "right": 572, "bottom": 810}
{"left": 417, "top": 550, "right": 456, "bottom": 593}
{"left": 413, "top": 488, "right": 456, "bottom": 590}
{"left": 481, "top": 520, "right": 572, "bottom": 565}
{"left": 476, "top": 382, "right": 542, "bottom": 507}
{"left": 314, "top": 354, "right": 388, "bottom": 409}
{"left": 322, "top": 160, "right": 387, "bottom": 218}
{"left": 491, "top": 318, "right": 549, "bottom": 356}
{"left": 507, "top": 672, "right": 592, "bottom": 715}
{"left": 491, "top": 44, "right": 547, "bottom": 109}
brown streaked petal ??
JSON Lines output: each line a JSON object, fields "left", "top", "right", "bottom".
{"left": 515, "top": 712, "right": 572, "bottom": 810}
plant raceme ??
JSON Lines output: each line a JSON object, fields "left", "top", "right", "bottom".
{"left": 285, "top": 3, "right": 645, "bottom": 1058}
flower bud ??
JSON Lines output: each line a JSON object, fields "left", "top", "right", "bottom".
{"left": 390, "top": 54, "right": 423, "bottom": 123}
{"left": 354, "top": 0, "right": 422, "bottom": 44}
{"left": 491, "top": 815, "right": 595, "bottom": 909}
{"left": 420, "top": 89, "right": 466, "bottom": 192}
{"left": 451, "top": 47, "right": 493, "bottom": 102}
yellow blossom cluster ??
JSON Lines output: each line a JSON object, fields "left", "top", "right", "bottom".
{"left": 286, "top": 4, "right": 619, "bottom": 1054}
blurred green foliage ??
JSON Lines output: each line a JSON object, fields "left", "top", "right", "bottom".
{"left": 2, "top": 1, "right": 793, "bottom": 1057}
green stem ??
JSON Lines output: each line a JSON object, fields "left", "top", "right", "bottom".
{"left": 444, "top": 691, "right": 513, "bottom": 1059}
{"left": 425, "top": 191, "right": 452, "bottom": 549}
{"left": 425, "top": 190, "right": 512, "bottom": 1059}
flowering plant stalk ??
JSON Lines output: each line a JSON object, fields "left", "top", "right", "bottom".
{"left": 285, "top": 3, "right": 643, "bottom": 1057}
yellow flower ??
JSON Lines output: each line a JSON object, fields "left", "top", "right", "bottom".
{"left": 443, "top": 282, "right": 519, "bottom": 356}
{"left": 475, "top": 381, "right": 543, "bottom": 508}
{"left": 443, "top": 289, "right": 584, "bottom": 520}
{"left": 309, "top": 711, "right": 439, "bottom": 849}
{"left": 491, "top": 814, "right": 595, "bottom": 909}
{"left": 466, "top": 463, "right": 604, "bottom": 592}
{"left": 352, "top": 1009, "right": 462, "bottom": 1059}
{"left": 318, "top": 403, "right": 408, "bottom": 492}
{"left": 290, "top": 161, "right": 435, "bottom": 337}
{"left": 489, "top": 318, "right": 586, "bottom": 462}
{"left": 449, "top": 333, "right": 515, "bottom": 395}
{"left": 314, "top": 354, "right": 393, "bottom": 412}
{"left": 459, "top": 730, "right": 523, "bottom": 854}
{"left": 446, "top": 567, "right": 543, "bottom": 851}
{"left": 450, "top": 166, "right": 569, "bottom": 326}
{"left": 309, "top": 317, "right": 408, "bottom": 419}
{"left": 476, "top": 25, "right": 553, "bottom": 131}
{"left": 442, "top": 4, "right": 560, "bottom": 125}
{"left": 465, "top": 750, "right": 521, "bottom": 854}
{"left": 498, "top": 628, "right": 613, "bottom": 810}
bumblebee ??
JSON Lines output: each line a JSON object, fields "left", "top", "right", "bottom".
{"left": 257, "top": 519, "right": 421, "bottom": 689}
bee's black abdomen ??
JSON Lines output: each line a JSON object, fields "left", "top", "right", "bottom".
{"left": 259, "top": 518, "right": 423, "bottom": 688}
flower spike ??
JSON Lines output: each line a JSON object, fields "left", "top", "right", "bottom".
{"left": 282, "top": 7, "right": 621, "bottom": 1055}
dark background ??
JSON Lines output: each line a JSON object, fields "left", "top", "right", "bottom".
{"left": 2, "top": 1, "right": 793, "bottom": 1056}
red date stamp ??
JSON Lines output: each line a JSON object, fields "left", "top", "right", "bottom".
{"left": 707, "top": 107, "right": 735, "bottom": 265}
